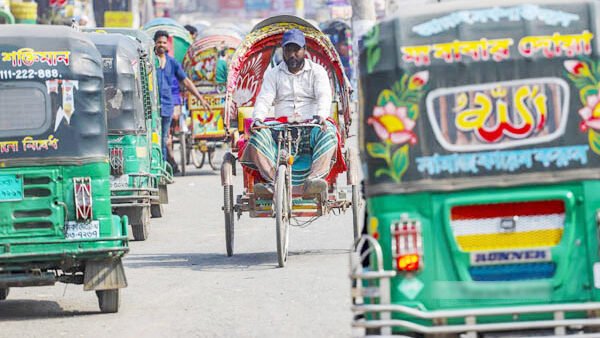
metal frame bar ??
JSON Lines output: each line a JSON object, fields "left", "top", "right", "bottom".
{"left": 350, "top": 235, "right": 600, "bottom": 336}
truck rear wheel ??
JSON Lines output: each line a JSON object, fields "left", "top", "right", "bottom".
{"left": 96, "top": 289, "right": 120, "bottom": 313}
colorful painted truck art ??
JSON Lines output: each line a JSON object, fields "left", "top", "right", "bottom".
{"left": 354, "top": 1, "right": 600, "bottom": 337}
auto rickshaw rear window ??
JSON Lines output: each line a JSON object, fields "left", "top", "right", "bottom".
{"left": 0, "top": 85, "right": 50, "bottom": 138}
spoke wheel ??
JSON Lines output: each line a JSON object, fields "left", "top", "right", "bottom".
{"left": 346, "top": 147, "right": 361, "bottom": 241}
{"left": 275, "top": 165, "right": 290, "bottom": 268}
{"left": 96, "top": 289, "right": 120, "bottom": 313}
{"left": 179, "top": 133, "right": 187, "bottom": 176}
{"left": 208, "top": 148, "right": 218, "bottom": 171}
{"left": 222, "top": 160, "right": 235, "bottom": 256}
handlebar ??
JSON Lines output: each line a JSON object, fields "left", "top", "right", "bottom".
{"left": 251, "top": 122, "right": 322, "bottom": 131}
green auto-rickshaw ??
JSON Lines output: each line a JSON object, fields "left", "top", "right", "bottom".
{"left": 87, "top": 33, "right": 159, "bottom": 241}
{"left": 0, "top": 25, "right": 128, "bottom": 312}
{"left": 83, "top": 27, "right": 173, "bottom": 219}
{"left": 352, "top": 0, "right": 600, "bottom": 336}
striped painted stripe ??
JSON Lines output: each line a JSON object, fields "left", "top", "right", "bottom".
{"left": 451, "top": 200, "right": 565, "bottom": 220}
{"left": 450, "top": 213, "right": 565, "bottom": 236}
{"left": 455, "top": 229, "right": 564, "bottom": 252}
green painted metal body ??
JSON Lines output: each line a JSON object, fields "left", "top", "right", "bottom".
{"left": 0, "top": 163, "right": 128, "bottom": 264}
{"left": 0, "top": 9, "right": 15, "bottom": 24}
{"left": 0, "top": 25, "right": 128, "bottom": 289}
{"left": 366, "top": 181, "right": 600, "bottom": 329}
{"left": 355, "top": 1, "right": 600, "bottom": 335}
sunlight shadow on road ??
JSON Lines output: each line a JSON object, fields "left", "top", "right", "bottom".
{"left": 288, "top": 248, "right": 350, "bottom": 257}
{"left": 124, "top": 252, "right": 278, "bottom": 271}
{"left": 0, "top": 300, "right": 98, "bottom": 321}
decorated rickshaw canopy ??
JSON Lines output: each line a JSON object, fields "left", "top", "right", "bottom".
{"left": 225, "top": 15, "right": 352, "bottom": 134}
{"left": 182, "top": 30, "right": 242, "bottom": 88}
{"left": 0, "top": 25, "right": 107, "bottom": 165}
{"left": 87, "top": 33, "right": 145, "bottom": 133}
{"left": 359, "top": 0, "right": 600, "bottom": 196}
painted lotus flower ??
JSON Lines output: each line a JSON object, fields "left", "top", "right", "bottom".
{"left": 578, "top": 92, "right": 600, "bottom": 131}
{"left": 564, "top": 60, "right": 592, "bottom": 77}
{"left": 368, "top": 102, "right": 417, "bottom": 145}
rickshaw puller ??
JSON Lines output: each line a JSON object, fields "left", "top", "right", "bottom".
{"left": 153, "top": 30, "right": 210, "bottom": 170}
{"left": 240, "top": 29, "right": 338, "bottom": 195}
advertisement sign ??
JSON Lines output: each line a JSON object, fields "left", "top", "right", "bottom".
{"left": 104, "top": 11, "right": 133, "bottom": 28}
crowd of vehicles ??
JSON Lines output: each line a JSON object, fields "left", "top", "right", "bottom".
{"left": 3, "top": 1, "right": 600, "bottom": 337}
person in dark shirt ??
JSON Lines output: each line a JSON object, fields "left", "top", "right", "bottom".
{"left": 153, "top": 30, "right": 209, "bottom": 173}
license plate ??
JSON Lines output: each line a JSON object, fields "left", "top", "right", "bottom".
{"left": 110, "top": 175, "right": 129, "bottom": 189}
{"left": 0, "top": 174, "right": 23, "bottom": 202}
{"left": 65, "top": 221, "right": 100, "bottom": 240}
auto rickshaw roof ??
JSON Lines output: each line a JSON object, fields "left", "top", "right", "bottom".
{"left": 85, "top": 27, "right": 154, "bottom": 55}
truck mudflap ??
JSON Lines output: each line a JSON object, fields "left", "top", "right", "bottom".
{"left": 84, "top": 257, "right": 127, "bottom": 291}
{"left": 351, "top": 235, "right": 600, "bottom": 337}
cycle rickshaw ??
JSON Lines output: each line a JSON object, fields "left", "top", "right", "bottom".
{"left": 180, "top": 30, "right": 241, "bottom": 174}
{"left": 220, "top": 15, "right": 360, "bottom": 267}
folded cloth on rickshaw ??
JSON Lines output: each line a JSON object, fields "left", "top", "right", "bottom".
{"left": 238, "top": 117, "right": 347, "bottom": 186}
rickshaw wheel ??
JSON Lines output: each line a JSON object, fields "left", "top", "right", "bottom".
{"left": 179, "top": 133, "right": 187, "bottom": 176}
{"left": 222, "top": 159, "right": 235, "bottom": 257}
{"left": 96, "top": 289, "right": 120, "bottom": 313}
{"left": 347, "top": 148, "right": 361, "bottom": 241}
{"left": 208, "top": 148, "right": 218, "bottom": 171}
{"left": 132, "top": 206, "right": 150, "bottom": 241}
{"left": 0, "top": 288, "right": 9, "bottom": 300}
{"left": 275, "top": 165, "right": 290, "bottom": 268}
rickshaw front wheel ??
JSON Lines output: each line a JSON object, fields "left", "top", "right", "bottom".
{"left": 0, "top": 288, "right": 9, "bottom": 300}
{"left": 275, "top": 165, "right": 290, "bottom": 268}
{"left": 179, "top": 133, "right": 187, "bottom": 176}
{"left": 96, "top": 289, "right": 120, "bottom": 313}
{"left": 222, "top": 159, "right": 235, "bottom": 257}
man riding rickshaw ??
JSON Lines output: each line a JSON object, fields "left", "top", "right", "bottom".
{"left": 221, "top": 16, "right": 360, "bottom": 267}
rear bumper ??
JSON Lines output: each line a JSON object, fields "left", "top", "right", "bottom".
{"left": 0, "top": 236, "right": 129, "bottom": 263}
{"left": 351, "top": 235, "right": 600, "bottom": 337}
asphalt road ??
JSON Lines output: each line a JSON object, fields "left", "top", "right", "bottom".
{"left": 0, "top": 149, "right": 359, "bottom": 338}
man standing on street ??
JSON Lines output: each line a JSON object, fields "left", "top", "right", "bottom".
{"left": 153, "top": 30, "right": 209, "bottom": 173}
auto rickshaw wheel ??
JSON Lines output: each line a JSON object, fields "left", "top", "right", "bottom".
{"left": 275, "top": 165, "right": 290, "bottom": 268}
{"left": 179, "top": 132, "right": 187, "bottom": 176}
{"left": 132, "top": 206, "right": 150, "bottom": 241}
{"left": 0, "top": 288, "right": 9, "bottom": 300}
{"left": 222, "top": 159, "right": 235, "bottom": 256}
{"left": 151, "top": 203, "right": 163, "bottom": 218}
{"left": 96, "top": 289, "right": 120, "bottom": 313}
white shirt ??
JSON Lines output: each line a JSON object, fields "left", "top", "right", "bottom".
{"left": 253, "top": 59, "right": 332, "bottom": 121}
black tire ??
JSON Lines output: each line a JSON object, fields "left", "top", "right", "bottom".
{"left": 185, "top": 135, "right": 192, "bottom": 165}
{"left": 346, "top": 147, "right": 361, "bottom": 241}
{"left": 132, "top": 206, "right": 150, "bottom": 241}
{"left": 150, "top": 203, "right": 163, "bottom": 218}
{"left": 208, "top": 148, "right": 218, "bottom": 171}
{"left": 275, "top": 165, "right": 290, "bottom": 268}
{"left": 96, "top": 289, "right": 120, "bottom": 313}
{"left": 0, "top": 288, "right": 9, "bottom": 300}
{"left": 352, "top": 184, "right": 360, "bottom": 241}
{"left": 224, "top": 185, "right": 234, "bottom": 257}
{"left": 179, "top": 133, "right": 187, "bottom": 176}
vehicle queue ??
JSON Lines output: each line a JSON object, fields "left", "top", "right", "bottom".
{"left": 4, "top": 1, "right": 600, "bottom": 337}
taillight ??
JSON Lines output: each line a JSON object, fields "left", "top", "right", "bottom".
{"left": 110, "top": 147, "right": 124, "bottom": 176}
{"left": 392, "top": 216, "right": 422, "bottom": 272}
{"left": 74, "top": 177, "right": 93, "bottom": 221}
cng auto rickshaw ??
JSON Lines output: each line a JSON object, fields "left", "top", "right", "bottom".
{"left": 352, "top": 0, "right": 600, "bottom": 336}
{"left": 221, "top": 16, "right": 360, "bottom": 267}
{"left": 87, "top": 33, "right": 157, "bottom": 241}
{"left": 83, "top": 27, "right": 174, "bottom": 219}
{"left": 180, "top": 31, "right": 241, "bottom": 174}
{"left": 0, "top": 25, "right": 128, "bottom": 312}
